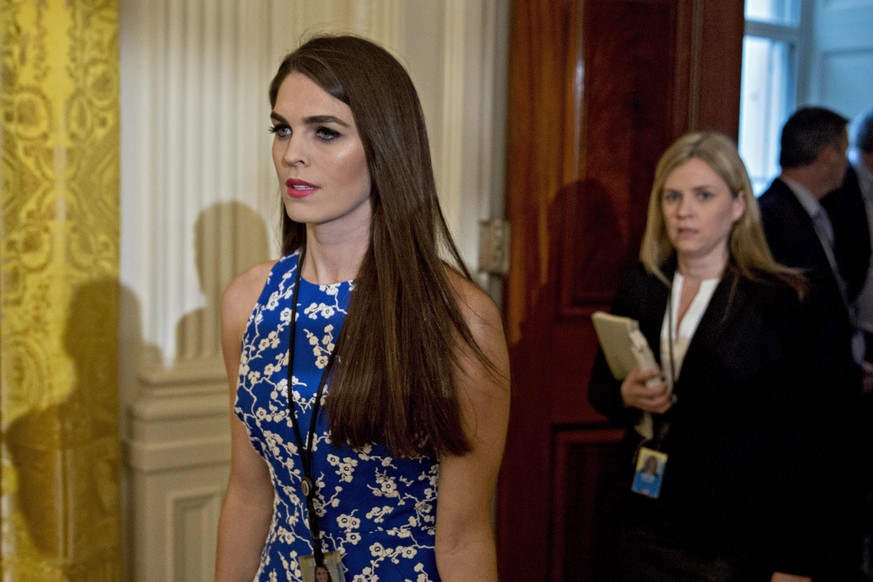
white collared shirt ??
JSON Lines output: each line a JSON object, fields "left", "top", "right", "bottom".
{"left": 660, "top": 272, "right": 720, "bottom": 386}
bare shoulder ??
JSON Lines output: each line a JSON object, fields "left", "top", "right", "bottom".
{"left": 442, "top": 267, "right": 509, "bottom": 468}
{"left": 443, "top": 267, "right": 509, "bottom": 397}
{"left": 444, "top": 267, "right": 503, "bottom": 339}
{"left": 222, "top": 260, "right": 276, "bottom": 340}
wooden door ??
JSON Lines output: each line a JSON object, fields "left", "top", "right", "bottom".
{"left": 496, "top": 1, "right": 743, "bottom": 580}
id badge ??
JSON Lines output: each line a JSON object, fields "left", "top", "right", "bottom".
{"left": 631, "top": 447, "right": 667, "bottom": 499}
{"left": 301, "top": 551, "right": 346, "bottom": 582}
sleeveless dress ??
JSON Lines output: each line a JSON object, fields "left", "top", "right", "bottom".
{"left": 234, "top": 252, "right": 441, "bottom": 582}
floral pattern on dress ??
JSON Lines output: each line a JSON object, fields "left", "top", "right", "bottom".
{"left": 235, "top": 252, "right": 441, "bottom": 582}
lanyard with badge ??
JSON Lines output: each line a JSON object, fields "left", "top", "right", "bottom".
{"left": 631, "top": 290, "right": 678, "bottom": 500}
{"left": 286, "top": 246, "right": 345, "bottom": 578}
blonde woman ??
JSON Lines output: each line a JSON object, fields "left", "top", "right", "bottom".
{"left": 589, "top": 132, "right": 816, "bottom": 581}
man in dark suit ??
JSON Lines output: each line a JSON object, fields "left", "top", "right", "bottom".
{"left": 822, "top": 164, "right": 871, "bottom": 304}
{"left": 836, "top": 106, "right": 873, "bottom": 582}
{"left": 758, "top": 106, "right": 864, "bottom": 581}
{"left": 841, "top": 108, "right": 873, "bottom": 362}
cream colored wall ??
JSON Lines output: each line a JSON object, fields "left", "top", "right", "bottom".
{"left": 118, "top": 2, "right": 508, "bottom": 580}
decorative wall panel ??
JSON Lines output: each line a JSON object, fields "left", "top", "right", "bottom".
{"left": 170, "top": 487, "right": 226, "bottom": 582}
{"left": 550, "top": 428, "right": 624, "bottom": 581}
{"left": 1, "top": 0, "right": 122, "bottom": 579}
{"left": 120, "top": 0, "right": 279, "bottom": 372}
{"left": 558, "top": 0, "right": 681, "bottom": 315}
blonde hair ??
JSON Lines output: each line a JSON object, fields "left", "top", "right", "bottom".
{"left": 640, "top": 131, "right": 804, "bottom": 294}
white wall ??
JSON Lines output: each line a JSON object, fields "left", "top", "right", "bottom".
{"left": 118, "top": 1, "right": 508, "bottom": 580}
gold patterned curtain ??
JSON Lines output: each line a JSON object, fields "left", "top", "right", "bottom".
{"left": 1, "top": 0, "right": 122, "bottom": 580}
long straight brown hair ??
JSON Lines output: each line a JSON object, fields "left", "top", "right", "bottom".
{"left": 269, "top": 34, "right": 487, "bottom": 457}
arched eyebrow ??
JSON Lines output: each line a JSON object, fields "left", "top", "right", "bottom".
{"left": 663, "top": 185, "right": 719, "bottom": 194}
{"left": 270, "top": 111, "right": 350, "bottom": 127}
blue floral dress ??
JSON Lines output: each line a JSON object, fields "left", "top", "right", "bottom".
{"left": 235, "top": 252, "right": 441, "bottom": 582}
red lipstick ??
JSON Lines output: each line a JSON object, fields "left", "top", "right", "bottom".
{"left": 285, "top": 178, "right": 318, "bottom": 198}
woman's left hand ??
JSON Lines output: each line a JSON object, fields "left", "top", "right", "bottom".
{"left": 620, "top": 368, "right": 673, "bottom": 414}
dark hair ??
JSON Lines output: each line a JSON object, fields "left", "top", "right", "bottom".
{"left": 269, "top": 35, "right": 486, "bottom": 457}
{"left": 779, "top": 106, "right": 848, "bottom": 169}
{"left": 852, "top": 107, "right": 873, "bottom": 153}
{"left": 314, "top": 564, "right": 333, "bottom": 582}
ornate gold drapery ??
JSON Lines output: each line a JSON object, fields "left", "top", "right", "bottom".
{"left": 1, "top": 0, "right": 123, "bottom": 579}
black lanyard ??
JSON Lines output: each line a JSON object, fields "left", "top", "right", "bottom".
{"left": 650, "top": 285, "right": 679, "bottom": 450}
{"left": 666, "top": 285, "right": 677, "bottom": 391}
{"left": 286, "top": 246, "right": 341, "bottom": 566}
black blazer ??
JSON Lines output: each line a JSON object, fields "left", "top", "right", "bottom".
{"left": 588, "top": 263, "right": 818, "bottom": 575}
{"left": 822, "top": 164, "right": 872, "bottom": 303}
{"left": 759, "top": 178, "right": 868, "bottom": 578}
{"left": 758, "top": 177, "right": 858, "bottom": 395}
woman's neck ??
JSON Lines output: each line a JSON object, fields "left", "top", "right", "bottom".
{"left": 300, "top": 226, "right": 368, "bottom": 284}
{"left": 676, "top": 253, "right": 727, "bottom": 282}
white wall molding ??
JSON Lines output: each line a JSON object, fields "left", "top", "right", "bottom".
{"left": 131, "top": 466, "right": 230, "bottom": 582}
{"left": 438, "top": 1, "right": 467, "bottom": 251}
{"left": 121, "top": 0, "right": 278, "bottom": 370}
{"left": 127, "top": 437, "right": 229, "bottom": 473}
{"left": 354, "top": 0, "right": 403, "bottom": 47}
{"left": 169, "top": 487, "right": 226, "bottom": 582}
{"left": 136, "top": 358, "right": 227, "bottom": 389}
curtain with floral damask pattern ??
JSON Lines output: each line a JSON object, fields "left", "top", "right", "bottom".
{"left": 0, "top": 0, "right": 123, "bottom": 580}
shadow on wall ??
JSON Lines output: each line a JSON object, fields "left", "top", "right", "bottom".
{"left": 563, "top": 178, "right": 632, "bottom": 305}
{"left": 501, "top": 177, "right": 630, "bottom": 581}
{"left": 175, "top": 201, "right": 271, "bottom": 362}
{"left": 5, "top": 279, "right": 127, "bottom": 578}
{"left": 3, "top": 203, "right": 271, "bottom": 578}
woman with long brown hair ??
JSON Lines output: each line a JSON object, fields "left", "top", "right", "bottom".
{"left": 214, "top": 35, "right": 510, "bottom": 581}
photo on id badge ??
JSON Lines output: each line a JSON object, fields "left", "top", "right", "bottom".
{"left": 301, "top": 552, "right": 345, "bottom": 582}
{"left": 631, "top": 447, "right": 667, "bottom": 499}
